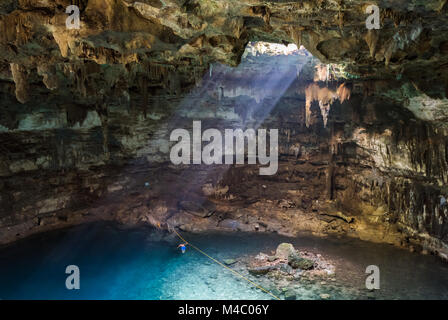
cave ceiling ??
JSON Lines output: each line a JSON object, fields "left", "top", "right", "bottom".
{"left": 0, "top": 0, "right": 448, "bottom": 122}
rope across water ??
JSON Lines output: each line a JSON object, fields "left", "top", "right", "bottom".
{"left": 172, "top": 228, "right": 281, "bottom": 300}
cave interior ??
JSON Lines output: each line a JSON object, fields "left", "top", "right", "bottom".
{"left": 1, "top": 0, "right": 448, "bottom": 300}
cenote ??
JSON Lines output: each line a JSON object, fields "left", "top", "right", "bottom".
{"left": 0, "top": 222, "right": 447, "bottom": 300}
{"left": 1, "top": 0, "right": 448, "bottom": 302}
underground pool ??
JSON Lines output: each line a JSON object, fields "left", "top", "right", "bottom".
{"left": 0, "top": 222, "right": 447, "bottom": 300}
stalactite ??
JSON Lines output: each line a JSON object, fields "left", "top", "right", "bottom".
{"left": 289, "top": 26, "right": 303, "bottom": 47}
{"left": 97, "top": 102, "right": 110, "bottom": 161}
{"left": 142, "top": 77, "right": 148, "bottom": 118}
{"left": 304, "top": 83, "right": 351, "bottom": 128}
{"left": 10, "top": 63, "right": 29, "bottom": 103}
{"left": 364, "top": 29, "right": 379, "bottom": 58}
{"left": 37, "top": 64, "right": 58, "bottom": 91}
{"left": 0, "top": 13, "right": 33, "bottom": 45}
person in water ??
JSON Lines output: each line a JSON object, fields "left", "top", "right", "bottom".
{"left": 178, "top": 243, "right": 188, "bottom": 254}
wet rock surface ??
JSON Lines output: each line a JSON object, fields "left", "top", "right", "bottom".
{"left": 178, "top": 200, "right": 216, "bottom": 218}
{"left": 288, "top": 252, "right": 314, "bottom": 270}
{"left": 225, "top": 242, "right": 361, "bottom": 300}
{"left": 275, "top": 243, "right": 296, "bottom": 260}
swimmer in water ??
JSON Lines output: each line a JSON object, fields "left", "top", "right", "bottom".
{"left": 177, "top": 243, "right": 188, "bottom": 254}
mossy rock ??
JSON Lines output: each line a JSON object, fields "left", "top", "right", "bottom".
{"left": 288, "top": 252, "right": 314, "bottom": 270}
{"left": 275, "top": 243, "right": 295, "bottom": 260}
{"left": 248, "top": 265, "right": 275, "bottom": 276}
{"left": 223, "top": 259, "right": 237, "bottom": 266}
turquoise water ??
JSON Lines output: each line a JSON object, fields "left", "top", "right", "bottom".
{"left": 0, "top": 222, "right": 447, "bottom": 300}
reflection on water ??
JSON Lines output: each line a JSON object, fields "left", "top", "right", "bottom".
{"left": 0, "top": 222, "right": 447, "bottom": 300}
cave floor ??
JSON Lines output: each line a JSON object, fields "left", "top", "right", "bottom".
{"left": 0, "top": 222, "right": 447, "bottom": 300}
